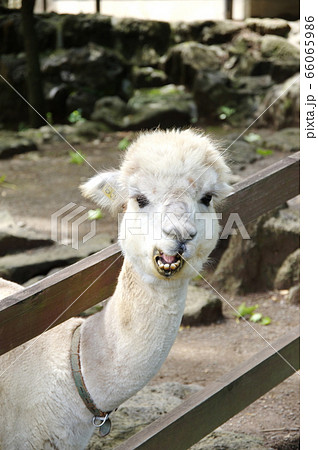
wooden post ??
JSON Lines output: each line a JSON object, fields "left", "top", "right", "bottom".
{"left": 226, "top": 0, "right": 233, "bottom": 19}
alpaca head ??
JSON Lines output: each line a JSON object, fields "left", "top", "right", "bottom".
{"left": 81, "top": 129, "right": 231, "bottom": 282}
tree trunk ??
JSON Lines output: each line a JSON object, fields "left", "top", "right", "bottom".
{"left": 21, "top": 0, "right": 46, "bottom": 128}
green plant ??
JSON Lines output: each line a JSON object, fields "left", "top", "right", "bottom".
{"left": 87, "top": 208, "right": 103, "bottom": 220}
{"left": 0, "top": 175, "right": 16, "bottom": 189}
{"left": 234, "top": 302, "right": 272, "bottom": 326}
{"left": 68, "top": 109, "right": 85, "bottom": 124}
{"left": 256, "top": 148, "right": 273, "bottom": 156}
{"left": 46, "top": 112, "right": 53, "bottom": 125}
{"left": 118, "top": 137, "right": 130, "bottom": 151}
{"left": 218, "top": 106, "right": 236, "bottom": 121}
{"left": 69, "top": 150, "right": 86, "bottom": 165}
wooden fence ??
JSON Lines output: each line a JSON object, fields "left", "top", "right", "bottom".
{"left": 0, "top": 152, "right": 300, "bottom": 448}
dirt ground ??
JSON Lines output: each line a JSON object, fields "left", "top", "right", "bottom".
{"left": 0, "top": 129, "right": 300, "bottom": 449}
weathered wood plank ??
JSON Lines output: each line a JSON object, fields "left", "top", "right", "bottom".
{"left": 0, "top": 153, "right": 299, "bottom": 355}
{"left": 115, "top": 327, "right": 300, "bottom": 450}
{"left": 220, "top": 152, "right": 300, "bottom": 232}
{"left": 0, "top": 245, "right": 123, "bottom": 355}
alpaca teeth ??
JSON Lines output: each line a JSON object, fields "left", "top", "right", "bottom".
{"left": 170, "top": 263, "right": 176, "bottom": 270}
{"left": 164, "top": 264, "right": 170, "bottom": 270}
{"left": 158, "top": 261, "right": 164, "bottom": 268}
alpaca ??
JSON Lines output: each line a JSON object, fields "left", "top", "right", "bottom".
{"left": 0, "top": 129, "right": 231, "bottom": 449}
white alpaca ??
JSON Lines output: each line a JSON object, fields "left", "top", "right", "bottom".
{"left": 0, "top": 129, "right": 231, "bottom": 449}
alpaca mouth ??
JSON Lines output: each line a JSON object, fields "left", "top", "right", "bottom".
{"left": 153, "top": 249, "right": 184, "bottom": 277}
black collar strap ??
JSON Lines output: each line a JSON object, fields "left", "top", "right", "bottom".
{"left": 70, "top": 325, "right": 112, "bottom": 437}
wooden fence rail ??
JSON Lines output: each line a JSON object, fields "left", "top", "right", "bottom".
{"left": 116, "top": 326, "right": 300, "bottom": 450}
{"left": 0, "top": 152, "right": 299, "bottom": 356}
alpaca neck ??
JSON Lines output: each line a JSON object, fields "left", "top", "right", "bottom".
{"left": 80, "top": 259, "right": 188, "bottom": 412}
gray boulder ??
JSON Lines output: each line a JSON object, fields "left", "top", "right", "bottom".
{"left": 0, "top": 232, "right": 112, "bottom": 284}
{"left": 0, "top": 132, "right": 37, "bottom": 159}
{"left": 246, "top": 18, "right": 291, "bottom": 37}
{"left": 41, "top": 44, "right": 128, "bottom": 97}
{"left": 257, "top": 73, "right": 300, "bottom": 129}
{"left": 260, "top": 34, "right": 300, "bottom": 60}
{"left": 212, "top": 208, "right": 299, "bottom": 294}
{"left": 111, "top": 17, "right": 171, "bottom": 64}
{"left": 92, "top": 85, "right": 197, "bottom": 131}
{"left": 131, "top": 66, "right": 168, "bottom": 89}
{"left": 165, "top": 42, "right": 228, "bottom": 88}
{"left": 274, "top": 249, "right": 300, "bottom": 290}
{"left": 0, "top": 228, "right": 54, "bottom": 257}
{"left": 262, "top": 128, "right": 300, "bottom": 152}
{"left": 182, "top": 285, "right": 223, "bottom": 326}
{"left": 200, "top": 20, "right": 245, "bottom": 45}
{"left": 288, "top": 284, "right": 300, "bottom": 305}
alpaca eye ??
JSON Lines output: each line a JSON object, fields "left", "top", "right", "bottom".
{"left": 200, "top": 193, "right": 213, "bottom": 207}
{"left": 136, "top": 195, "right": 149, "bottom": 208}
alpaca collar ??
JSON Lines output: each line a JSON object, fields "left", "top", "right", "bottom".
{"left": 70, "top": 325, "right": 112, "bottom": 437}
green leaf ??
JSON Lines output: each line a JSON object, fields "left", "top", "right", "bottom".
{"left": 256, "top": 148, "right": 273, "bottom": 156}
{"left": 68, "top": 109, "right": 85, "bottom": 124}
{"left": 218, "top": 105, "right": 236, "bottom": 120}
{"left": 244, "top": 132, "right": 261, "bottom": 143}
{"left": 69, "top": 150, "right": 85, "bottom": 165}
{"left": 235, "top": 302, "right": 259, "bottom": 318}
{"left": 0, "top": 175, "right": 6, "bottom": 184}
{"left": 250, "top": 312, "right": 263, "bottom": 323}
{"left": 87, "top": 208, "right": 103, "bottom": 220}
{"left": 46, "top": 112, "right": 53, "bottom": 125}
{"left": 118, "top": 137, "right": 131, "bottom": 151}
{"left": 261, "top": 316, "right": 272, "bottom": 326}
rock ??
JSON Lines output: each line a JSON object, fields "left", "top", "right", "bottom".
{"left": 87, "top": 382, "right": 202, "bottom": 449}
{"left": 288, "top": 284, "right": 300, "bottom": 305}
{"left": 200, "top": 20, "right": 245, "bottom": 45}
{"left": 41, "top": 44, "right": 129, "bottom": 98}
{"left": 212, "top": 207, "right": 300, "bottom": 294}
{"left": 73, "top": 121, "right": 110, "bottom": 140}
{"left": 270, "top": 59, "right": 300, "bottom": 83}
{"left": 111, "top": 17, "right": 171, "bottom": 64}
{"left": 0, "top": 228, "right": 54, "bottom": 257}
{"left": 91, "top": 96, "right": 129, "bottom": 130}
{"left": 61, "top": 13, "right": 114, "bottom": 49}
{"left": 131, "top": 66, "right": 168, "bottom": 89}
{"left": 192, "top": 431, "right": 267, "bottom": 449}
{"left": 222, "top": 137, "right": 262, "bottom": 171}
{"left": 0, "top": 132, "right": 37, "bottom": 159}
{"left": 263, "top": 128, "right": 300, "bottom": 152}
{"left": 66, "top": 89, "right": 100, "bottom": 119}
{"left": 182, "top": 285, "right": 223, "bottom": 326}
{"left": 246, "top": 18, "right": 291, "bottom": 37}
{"left": 261, "top": 34, "right": 300, "bottom": 60}
{"left": 0, "top": 232, "right": 112, "bottom": 284}
{"left": 93, "top": 85, "right": 197, "bottom": 131}
{"left": 0, "top": 12, "right": 24, "bottom": 54}
{"left": 0, "top": 53, "right": 28, "bottom": 125}
{"left": 274, "top": 249, "right": 300, "bottom": 290}
{"left": 193, "top": 70, "right": 233, "bottom": 118}
{"left": 165, "top": 42, "right": 227, "bottom": 88}
{"left": 256, "top": 73, "right": 300, "bottom": 130}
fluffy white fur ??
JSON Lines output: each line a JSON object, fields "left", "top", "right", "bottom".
{"left": 0, "top": 129, "right": 231, "bottom": 449}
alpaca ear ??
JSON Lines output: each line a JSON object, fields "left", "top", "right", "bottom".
{"left": 214, "top": 181, "right": 233, "bottom": 200}
{"left": 80, "top": 170, "right": 127, "bottom": 214}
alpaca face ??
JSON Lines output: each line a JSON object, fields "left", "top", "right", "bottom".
{"left": 81, "top": 129, "right": 232, "bottom": 282}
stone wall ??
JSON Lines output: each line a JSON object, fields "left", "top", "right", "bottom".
{"left": 0, "top": 11, "right": 299, "bottom": 129}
